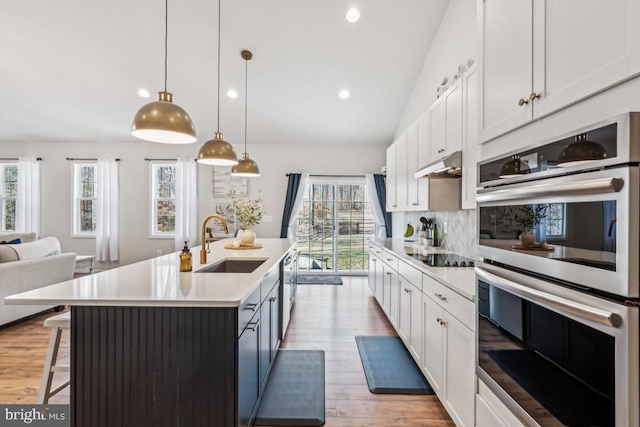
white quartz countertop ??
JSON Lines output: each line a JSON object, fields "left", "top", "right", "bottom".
{"left": 5, "top": 238, "right": 295, "bottom": 308}
{"left": 372, "top": 238, "right": 476, "bottom": 301}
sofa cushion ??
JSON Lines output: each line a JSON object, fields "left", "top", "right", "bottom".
{"left": 0, "top": 246, "right": 19, "bottom": 263}
{"left": 0, "top": 232, "right": 37, "bottom": 243}
{"left": 8, "top": 237, "right": 61, "bottom": 260}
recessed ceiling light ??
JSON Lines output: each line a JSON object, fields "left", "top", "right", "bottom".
{"left": 346, "top": 8, "right": 360, "bottom": 23}
{"left": 226, "top": 89, "right": 238, "bottom": 99}
{"left": 339, "top": 89, "right": 350, "bottom": 99}
{"left": 137, "top": 89, "right": 150, "bottom": 98}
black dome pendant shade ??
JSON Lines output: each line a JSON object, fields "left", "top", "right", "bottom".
{"left": 557, "top": 134, "right": 607, "bottom": 167}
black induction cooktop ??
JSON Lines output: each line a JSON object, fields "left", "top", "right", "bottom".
{"left": 412, "top": 253, "right": 475, "bottom": 267}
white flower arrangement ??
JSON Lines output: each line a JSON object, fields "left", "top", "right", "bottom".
{"left": 230, "top": 189, "right": 266, "bottom": 228}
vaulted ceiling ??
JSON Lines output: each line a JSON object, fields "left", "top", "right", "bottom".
{"left": 1, "top": 0, "right": 450, "bottom": 147}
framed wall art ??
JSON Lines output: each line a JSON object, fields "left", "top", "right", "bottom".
{"left": 212, "top": 166, "right": 250, "bottom": 198}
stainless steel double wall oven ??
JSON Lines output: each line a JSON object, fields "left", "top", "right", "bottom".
{"left": 476, "top": 113, "right": 640, "bottom": 427}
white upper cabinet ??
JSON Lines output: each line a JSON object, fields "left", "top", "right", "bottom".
{"left": 430, "top": 78, "right": 463, "bottom": 160}
{"left": 479, "top": 0, "right": 534, "bottom": 142}
{"left": 406, "top": 113, "right": 430, "bottom": 211}
{"left": 480, "top": 0, "right": 640, "bottom": 143}
{"left": 462, "top": 63, "right": 479, "bottom": 210}
{"left": 385, "top": 143, "right": 398, "bottom": 211}
{"left": 395, "top": 134, "right": 408, "bottom": 210}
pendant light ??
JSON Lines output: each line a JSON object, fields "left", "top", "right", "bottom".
{"left": 197, "top": 0, "right": 238, "bottom": 166}
{"left": 499, "top": 155, "right": 531, "bottom": 178}
{"left": 131, "top": 0, "right": 196, "bottom": 144}
{"left": 231, "top": 50, "right": 260, "bottom": 177}
{"left": 557, "top": 133, "right": 607, "bottom": 167}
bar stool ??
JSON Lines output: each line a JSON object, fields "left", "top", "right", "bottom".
{"left": 38, "top": 311, "right": 70, "bottom": 404}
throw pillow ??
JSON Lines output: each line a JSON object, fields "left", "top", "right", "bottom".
{"left": 0, "top": 238, "right": 21, "bottom": 245}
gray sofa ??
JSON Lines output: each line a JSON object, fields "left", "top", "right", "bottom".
{"left": 0, "top": 233, "right": 76, "bottom": 327}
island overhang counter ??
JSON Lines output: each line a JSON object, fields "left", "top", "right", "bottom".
{"left": 5, "top": 238, "right": 296, "bottom": 427}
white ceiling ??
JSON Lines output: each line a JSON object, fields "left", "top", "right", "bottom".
{"left": 1, "top": 0, "right": 450, "bottom": 147}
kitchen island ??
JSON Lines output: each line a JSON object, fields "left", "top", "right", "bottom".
{"left": 6, "top": 238, "right": 295, "bottom": 427}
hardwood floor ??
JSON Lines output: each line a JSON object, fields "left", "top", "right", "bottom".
{"left": 282, "top": 276, "right": 454, "bottom": 426}
{"left": 0, "top": 276, "right": 454, "bottom": 426}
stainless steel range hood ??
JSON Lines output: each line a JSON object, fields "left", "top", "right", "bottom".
{"left": 414, "top": 151, "right": 462, "bottom": 178}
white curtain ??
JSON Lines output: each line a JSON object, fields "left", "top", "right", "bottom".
{"left": 174, "top": 158, "right": 197, "bottom": 251}
{"left": 95, "top": 158, "right": 119, "bottom": 262}
{"left": 16, "top": 157, "right": 40, "bottom": 235}
{"left": 365, "top": 173, "right": 387, "bottom": 239}
{"left": 286, "top": 173, "right": 309, "bottom": 239}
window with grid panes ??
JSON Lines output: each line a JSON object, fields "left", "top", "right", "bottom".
{"left": 0, "top": 163, "right": 18, "bottom": 231}
{"left": 545, "top": 203, "right": 566, "bottom": 238}
{"left": 150, "top": 163, "right": 177, "bottom": 237}
{"left": 72, "top": 163, "right": 97, "bottom": 236}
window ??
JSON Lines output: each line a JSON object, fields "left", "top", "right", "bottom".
{"left": 150, "top": 163, "right": 177, "bottom": 237}
{"left": 545, "top": 203, "right": 566, "bottom": 238}
{"left": 73, "top": 163, "right": 97, "bottom": 236}
{"left": 296, "top": 177, "right": 375, "bottom": 273}
{"left": 0, "top": 163, "right": 18, "bottom": 231}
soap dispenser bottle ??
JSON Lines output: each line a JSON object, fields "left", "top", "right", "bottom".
{"left": 180, "top": 241, "right": 192, "bottom": 272}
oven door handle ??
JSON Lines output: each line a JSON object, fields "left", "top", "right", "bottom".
{"left": 476, "top": 266, "right": 623, "bottom": 328}
{"left": 476, "top": 177, "right": 624, "bottom": 203}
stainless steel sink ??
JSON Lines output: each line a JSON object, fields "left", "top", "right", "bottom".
{"left": 196, "top": 258, "right": 266, "bottom": 273}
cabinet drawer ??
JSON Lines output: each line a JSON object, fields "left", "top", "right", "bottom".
{"left": 238, "top": 286, "right": 261, "bottom": 336}
{"left": 422, "top": 275, "right": 474, "bottom": 330}
{"left": 398, "top": 260, "right": 422, "bottom": 292}
{"left": 381, "top": 251, "right": 399, "bottom": 271}
{"left": 260, "top": 266, "right": 280, "bottom": 302}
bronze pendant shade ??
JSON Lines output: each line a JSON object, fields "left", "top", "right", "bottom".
{"left": 197, "top": 0, "right": 238, "bottom": 166}
{"left": 557, "top": 134, "right": 607, "bottom": 167}
{"left": 131, "top": 0, "right": 196, "bottom": 144}
{"left": 231, "top": 50, "right": 260, "bottom": 177}
{"left": 499, "top": 155, "right": 531, "bottom": 178}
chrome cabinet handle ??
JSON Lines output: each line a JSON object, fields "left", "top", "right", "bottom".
{"left": 404, "top": 288, "right": 411, "bottom": 293}
{"left": 434, "top": 293, "right": 447, "bottom": 302}
{"left": 518, "top": 98, "right": 529, "bottom": 106}
{"left": 247, "top": 303, "right": 258, "bottom": 312}
{"left": 475, "top": 266, "right": 623, "bottom": 328}
{"left": 438, "top": 148, "right": 445, "bottom": 153}
{"left": 249, "top": 320, "right": 260, "bottom": 331}
{"left": 436, "top": 318, "right": 447, "bottom": 326}
{"left": 476, "top": 177, "right": 624, "bottom": 203}
{"left": 387, "top": 258, "right": 394, "bottom": 262}
{"left": 386, "top": 272, "right": 392, "bottom": 276}
{"left": 412, "top": 202, "right": 419, "bottom": 206}
{"left": 270, "top": 296, "right": 277, "bottom": 302}
{"left": 529, "top": 92, "right": 541, "bottom": 101}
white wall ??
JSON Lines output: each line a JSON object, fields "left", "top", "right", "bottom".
{"left": 0, "top": 141, "right": 385, "bottom": 268}
{"left": 389, "top": 0, "right": 478, "bottom": 240}
{"left": 395, "top": 0, "right": 477, "bottom": 138}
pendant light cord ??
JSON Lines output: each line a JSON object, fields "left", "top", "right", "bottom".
{"left": 164, "top": 0, "right": 168, "bottom": 93}
{"left": 244, "top": 55, "right": 248, "bottom": 153}
{"left": 216, "top": 0, "right": 221, "bottom": 132}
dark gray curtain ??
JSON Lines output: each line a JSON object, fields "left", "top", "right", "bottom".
{"left": 280, "top": 173, "right": 302, "bottom": 238}
{"left": 374, "top": 174, "right": 392, "bottom": 237}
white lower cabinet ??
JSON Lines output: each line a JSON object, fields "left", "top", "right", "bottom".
{"left": 367, "top": 250, "right": 378, "bottom": 295}
{"left": 422, "top": 278, "right": 475, "bottom": 427}
{"left": 398, "top": 277, "right": 423, "bottom": 365}
{"left": 367, "top": 243, "right": 476, "bottom": 427}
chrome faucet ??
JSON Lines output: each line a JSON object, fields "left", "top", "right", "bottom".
{"left": 201, "top": 214, "right": 229, "bottom": 264}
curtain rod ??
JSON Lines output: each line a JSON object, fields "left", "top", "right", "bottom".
{"left": 66, "top": 157, "right": 121, "bottom": 161}
{"left": 285, "top": 173, "right": 365, "bottom": 177}
{"left": 0, "top": 157, "right": 42, "bottom": 161}
{"left": 144, "top": 158, "right": 197, "bottom": 162}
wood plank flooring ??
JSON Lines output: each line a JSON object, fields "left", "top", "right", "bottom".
{"left": 282, "top": 276, "right": 454, "bottom": 426}
{"left": 0, "top": 276, "right": 454, "bottom": 426}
